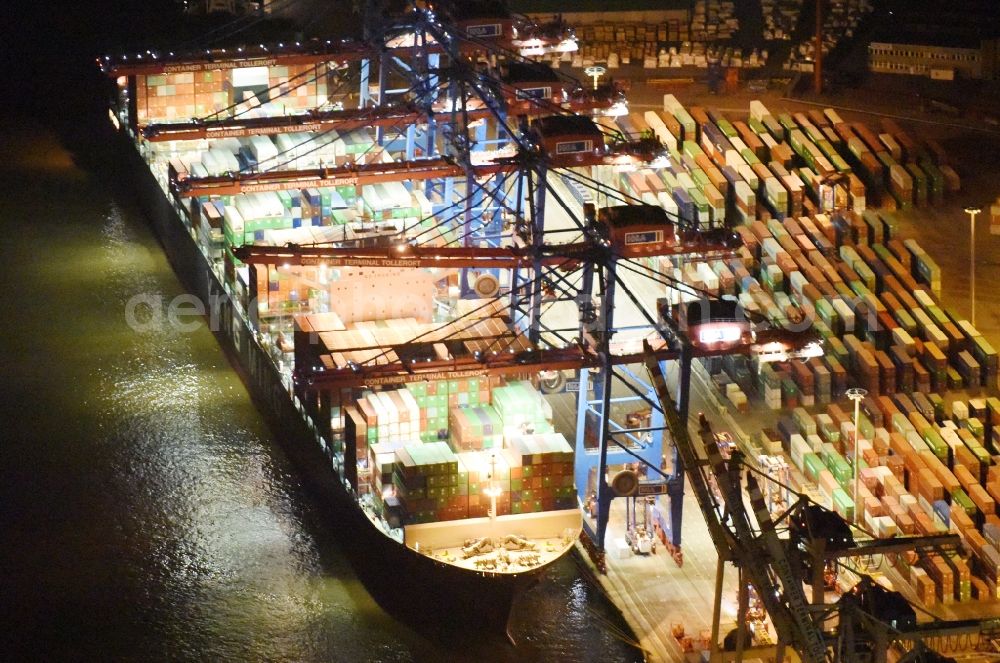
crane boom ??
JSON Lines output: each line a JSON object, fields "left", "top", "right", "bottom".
{"left": 645, "top": 353, "right": 829, "bottom": 663}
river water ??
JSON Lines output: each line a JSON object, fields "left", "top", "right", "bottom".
{"left": 0, "top": 113, "right": 642, "bottom": 662}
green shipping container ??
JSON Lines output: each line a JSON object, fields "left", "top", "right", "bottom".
{"left": 831, "top": 456, "right": 854, "bottom": 487}
{"left": 858, "top": 412, "right": 876, "bottom": 441}
{"left": 832, "top": 488, "right": 855, "bottom": 523}
{"left": 804, "top": 453, "right": 826, "bottom": 482}
{"left": 923, "top": 429, "right": 948, "bottom": 461}
{"left": 928, "top": 393, "right": 945, "bottom": 421}
{"left": 951, "top": 488, "right": 976, "bottom": 519}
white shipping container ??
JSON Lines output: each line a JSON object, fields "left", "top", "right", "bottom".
{"left": 749, "top": 100, "right": 771, "bottom": 121}
{"left": 841, "top": 421, "right": 856, "bottom": 444}
{"left": 200, "top": 150, "right": 224, "bottom": 176}
{"left": 249, "top": 135, "right": 279, "bottom": 162}
{"left": 663, "top": 93, "right": 684, "bottom": 115}
{"left": 377, "top": 392, "right": 401, "bottom": 424}
{"left": 223, "top": 206, "right": 244, "bottom": 234}
{"left": 737, "top": 163, "right": 758, "bottom": 189}
{"left": 765, "top": 177, "right": 788, "bottom": 203}
{"left": 725, "top": 149, "right": 745, "bottom": 169}
{"left": 790, "top": 433, "right": 810, "bottom": 470}
{"left": 914, "top": 289, "right": 936, "bottom": 310}
{"left": 891, "top": 327, "right": 915, "bottom": 350}
{"left": 878, "top": 133, "right": 902, "bottom": 161}
{"left": 832, "top": 298, "right": 855, "bottom": 331}
{"left": 762, "top": 237, "right": 782, "bottom": 259}
{"left": 957, "top": 320, "right": 981, "bottom": 339}
{"left": 657, "top": 191, "right": 679, "bottom": 216}
{"left": 927, "top": 324, "right": 948, "bottom": 347}
{"left": 735, "top": 181, "right": 755, "bottom": 208}
{"left": 697, "top": 262, "right": 720, "bottom": 290}
{"left": 729, "top": 136, "right": 749, "bottom": 154}
{"left": 789, "top": 270, "right": 808, "bottom": 295}
{"left": 643, "top": 110, "right": 673, "bottom": 149}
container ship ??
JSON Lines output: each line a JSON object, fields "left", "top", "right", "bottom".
{"left": 102, "top": 0, "right": 1000, "bottom": 652}
{"left": 97, "top": 1, "right": 643, "bottom": 633}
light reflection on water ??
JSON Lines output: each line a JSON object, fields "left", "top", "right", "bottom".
{"left": 0, "top": 122, "right": 642, "bottom": 662}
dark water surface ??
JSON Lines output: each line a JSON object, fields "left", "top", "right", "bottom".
{"left": 0, "top": 117, "right": 641, "bottom": 662}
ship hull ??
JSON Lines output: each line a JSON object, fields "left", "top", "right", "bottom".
{"left": 108, "top": 125, "right": 553, "bottom": 634}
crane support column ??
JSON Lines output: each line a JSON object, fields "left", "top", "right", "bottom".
{"left": 594, "top": 262, "right": 618, "bottom": 549}
{"left": 736, "top": 566, "right": 749, "bottom": 661}
{"left": 528, "top": 164, "right": 547, "bottom": 344}
{"left": 666, "top": 342, "right": 692, "bottom": 560}
{"left": 710, "top": 557, "right": 725, "bottom": 659}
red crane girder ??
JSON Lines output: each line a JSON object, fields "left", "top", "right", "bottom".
{"left": 142, "top": 104, "right": 445, "bottom": 143}
{"left": 232, "top": 243, "right": 588, "bottom": 268}
{"left": 143, "top": 97, "right": 619, "bottom": 142}
{"left": 231, "top": 239, "right": 738, "bottom": 268}
{"left": 295, "top": 330, "right": 802, "bottom": 390}
{"left": 106, "top": 43, "right": 411, "bottom": 77}
{"left": 170, "top": 151, "right": 617, "bottom": 197}
{"left": 171, "top": 156, "right": 485, "bottom": 197}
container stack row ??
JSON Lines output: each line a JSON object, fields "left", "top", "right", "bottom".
{"left": 567, "top": 2, "right": 766, "bottom": 71}
{"left": 836, "top": 116, "right": 960, "bottom": 210}
{"left": 609, "top": 97, "right": 900, "bottom": 233}
{"left": 761, "top": 0, "right": 803, "bottom": 42}
{"left": 135, "top": 63, "right": 334, "bottom": 124}
{"left": 372, "top": 433, "right": 576, "bottom": 525}
{"left": 185, "top": 174, "right": 433, "bottom": 288}
{"left": 767, "top": 395, "right": 1000, "bottom": 604}
{"left": 161, "top": 127, "right": 374, "bottom": 176}
{"left": 787, "top": 0, "right": 874, "bottom": 73}
{"left": 356, "top": 378, "right": 574, "bottom": 525}
{"left": 710, "top": 209, "right": 997, "bottom": 408}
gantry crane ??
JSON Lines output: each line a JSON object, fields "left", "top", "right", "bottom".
{"left": 107, "top": 2, "right": 1000, "bottom": 659}
{"left": 646, "top": 339, "right": 1000, "bottom": 661}
{"left": 162, "top": 0, "right": 823, "bottom": 566}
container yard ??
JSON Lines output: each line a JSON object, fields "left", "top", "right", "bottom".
{"left": 572, "top": 91, "right": 1000, "bottom": 660}
{"left": 97, "top": 0, "right": 1000, "bottom": 660}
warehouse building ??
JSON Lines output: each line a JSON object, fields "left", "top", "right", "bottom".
{"left": 868, "top": 42, "right": 983, "bottom": 80}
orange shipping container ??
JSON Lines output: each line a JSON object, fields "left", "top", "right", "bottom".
{"left": 913, "top": 510, "right": 936, "bottom": 535}
{"left": 917, "top": 468, "right": 944, "bottom": 502}
{"left": 953, "top": 464, "right": 977, "bottom": 492}
{"left": 970, "top": 484, "right": 996, "bottom": 517}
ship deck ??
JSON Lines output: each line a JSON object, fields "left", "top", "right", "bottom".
{"left": 403, "top": 508, "right": 581, "bottom": 574}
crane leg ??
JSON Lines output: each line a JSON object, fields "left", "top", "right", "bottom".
{"left": 736, "top": 566, "right": 748, "bottom": 662}
{"left": 710, "top": 557, "right": 725, "bottom": 660}
{"left": 668, "top": 350, "right": 692, "bottom": 566}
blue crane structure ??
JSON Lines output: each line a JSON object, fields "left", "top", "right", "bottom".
{"left": 107, "top": 2, "right": 1000, "bottom": 659}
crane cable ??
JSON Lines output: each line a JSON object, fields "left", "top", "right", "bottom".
{"left": 250, "top": 78, "right": 418, "bottom": 173}
{"left": 172, "top": 0, "right": 308, "bottom": 52}
{"left": 353, "top": 260, "right": 577, "bottom": 368}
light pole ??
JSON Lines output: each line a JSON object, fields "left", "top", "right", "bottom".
{"left": 584, "top": 65, "right": 606, "bottom": 91}
{"left": 965, "top": 206, "right": 982, "bottom": 326}
{"left": 846, "top": 388, "right": 867, "bottom": 526}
